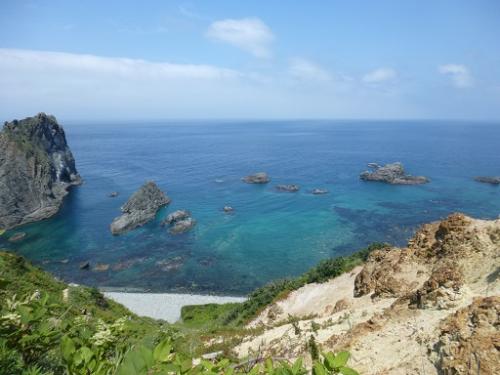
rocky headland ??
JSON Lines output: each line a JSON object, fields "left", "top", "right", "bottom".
{"left": 235, "top": 213, "right": 499, "bottom": 374}
{"left": 110, "top": 181, "right": 170, "bottom": 235}
{"left": 0, "top": 113, "right": 81, "bottom": 230}
{"left": 360, "top": 162, "right": 429, "bottom": 185}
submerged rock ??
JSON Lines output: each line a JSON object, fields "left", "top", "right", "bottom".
{"left": 109, "top": 191, "right": 119, "bottom": 198}
{"left": 110, "top": 181, "right": 170, "bottom": 235}
{"left": 0, "top": 113, "right": 81, "bottom": 230}
{"left": 79, "top": 261, "right": 90, "bottom": 270}
{"left": 156, "top": 257, "right": 184, "bottom": 271}
{"left": 474, "top": 176, "right": 500, "bottom": 185}
{"left": 276, "top": 184, "right": 300, "bottom": 192}
{"left": 312, "top": 188, "right": 329, "bottom": 195}
{"left": 93, "top": 263, "right": 110, "bottom": 272}
{"left": 8, "top": 232, "right": 26, "bottom": 242}
{"left": 360, "top": 162, "right": 429, "bottom": 185}
{"left": 242, "top": 172, "right": 270, "bottom": 184}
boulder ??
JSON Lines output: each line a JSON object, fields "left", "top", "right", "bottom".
{"left": 170, "top": 217, "right": 196, "bottom": 234}
{"left": 162, "top": 210, "right": 190, "bottom": 225}
{"left": 223, "top": 206, "right": 234, "bottom": 213}
{"left": 0, "top": 113, "right": 81, "bottom": 229}
{"left": 360, "top": 162, "right": 429, "bottom": 185}
{"left": 109, "top": 192, "right": 119, "bottom": 197}
{"left": 110, "top": 181, "right": 170, "bottom": 235}
{"left": 242, "top": 172, "right": 270, "bottom": 184}
{"left": 79, "top": 261, "right": 90, "bottom": 270}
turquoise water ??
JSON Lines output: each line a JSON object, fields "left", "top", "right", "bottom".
{"left": 1, "top": 120, "right": 499, "bottom": 294}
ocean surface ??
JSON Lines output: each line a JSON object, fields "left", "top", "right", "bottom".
{"left": 1, "top": 120, "right": 499, "bottom": 295}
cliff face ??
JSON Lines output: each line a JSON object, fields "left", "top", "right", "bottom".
{"left": 236, "top": 214, "right": 500, "bottom": 374}
{"left": 0, "top": 113, "right": 81, "bottom": 229}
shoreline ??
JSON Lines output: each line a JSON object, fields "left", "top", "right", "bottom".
{"left": 103, "top": 291, "right": 246, "bottom": 323}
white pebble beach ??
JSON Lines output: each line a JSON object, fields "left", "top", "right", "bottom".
{"left": 103, "top": 292, "right": 246, "bottom": 323}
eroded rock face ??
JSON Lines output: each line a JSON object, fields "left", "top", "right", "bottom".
{"left": 433, "top": 296, "right": 500, "bottom": 375}
{"left": 0, "top": 113, "right": 81, "bottom": 229}
{"left": 360, "top": 162, "right": 429, "bottom": 185}
{"left": 242, "top": 172, "right": 270, "bottom": 184}
{"left": 110, "top": 181, "right": 170, "bottom": 235}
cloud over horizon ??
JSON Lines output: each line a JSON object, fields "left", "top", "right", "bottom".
{"left": 206, "top": 18, "right": 274, "bottom": 58}
{"left": 438, "top": 64, "right": 474, "bottom": 88}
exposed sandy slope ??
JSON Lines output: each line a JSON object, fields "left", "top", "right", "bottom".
{"left": 234, "top": 214, "right": 500, "bottom": 374}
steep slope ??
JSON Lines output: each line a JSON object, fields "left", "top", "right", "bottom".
{"left": 235, "top": 214, "right": 500, "bottom": 374}
{"left": 0, "top": 113, "right": 81, "bottom": 229}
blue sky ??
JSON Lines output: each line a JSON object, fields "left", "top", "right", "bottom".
{"left": 0, "top": 0, "right": 499, "bottom": 120}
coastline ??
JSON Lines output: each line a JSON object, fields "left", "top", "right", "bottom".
{"left": 103, "top": 291, "right": 246, "bottom": 322}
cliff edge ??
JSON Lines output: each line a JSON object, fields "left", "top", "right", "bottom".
{"left": 0, "top": 113, "right": 81, "bottom": 229}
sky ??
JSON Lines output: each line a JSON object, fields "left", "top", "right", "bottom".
{"left": 0, "top": 0, "right": 499, "bottom": 121}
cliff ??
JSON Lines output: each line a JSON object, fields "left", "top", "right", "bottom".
{"left": 234, "top": 214, "right": 500, "bottom": 374}
{"left": 0, "top": 113, "right": 81, "bottom": 229}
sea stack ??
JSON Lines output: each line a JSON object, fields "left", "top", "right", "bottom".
{"left": 110, "top": 181, "right": 170, "bottom": 235}
{"left": 360, "top": 162, "right": 429, "bottom": 185}
{"left": 0, "top": 113, "right": 81, "bottom": 230}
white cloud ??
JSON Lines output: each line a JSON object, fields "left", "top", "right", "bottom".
{"left": 362, "top": 68, "right": 397, "bottom": 83}
{"left": 0, "top": 48, "right": 238, "bottom": 80}
{"left": 206, "top": 18, "right": 274, "bottom": 58}
{"left": 288, "top": 58, "right": 332, "bottom": 83}
{"left": 438, "top": 64, "right": 473, "bottom": 88}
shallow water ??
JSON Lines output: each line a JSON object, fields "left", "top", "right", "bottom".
{"left": 1, "top": 120, "right": 499, "bottom": 294}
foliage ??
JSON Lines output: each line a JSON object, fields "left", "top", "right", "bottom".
{"left": 0, "top": 250, "right": 363, "bottom": 374}
{"left": 219, "top": 243, "right": 387, "bottom": 325}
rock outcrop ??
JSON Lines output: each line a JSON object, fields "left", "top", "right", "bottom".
{"left": 474, "top": 176, "right": 500, "bottom": 185}
{"left": 162, "top": 210, "right": 196, "bottom": 234}
{"left": 235, "top": 213, "right": 500, "bottom": 374}
{"left": 276, "top": 184, "right": 300, "bottom": 192}
{"left": 0, "top": 113, "right": 81, "bottom": 229}
{"left": 312, "top": 188, "right": 328, "bottom": 195}
{"left": 110, "top": 182, "right": 170, "bottom": 235}
{"left": 360, "top": 162, "right": 429, "bottom": 185}
{"left": 242, "top": 172, "right": 270, "bottom": 184}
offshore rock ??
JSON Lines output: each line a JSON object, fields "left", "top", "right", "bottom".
{"left": 110, "top": 181, "right": 170, "bottom": 235}
{"left": 276, "top": 184, "right": 300, "bottom": 192}
{"left": 312, "top": 188, "right": 329, "bottom": 195}
{"left": 474, "top": 176, "right": 500, "bottom": 185}
{"left": 0, "top": 113, "right": 81, "bottom": 230}
{"left": 360, "top": 162, "right": 429, "bottom": 185}
{"left": 162, "top": 210, "right": 196, "bottom": 234}
{"left": 242, "top": 172, "right": 270, "bottom": 184}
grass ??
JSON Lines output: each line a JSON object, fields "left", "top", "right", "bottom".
{"left": 182, "top": 243, "right": 387, "bottom": 327}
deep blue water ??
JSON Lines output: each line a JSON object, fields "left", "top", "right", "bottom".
{"left": 1, "top": 120, "right": 499, "bottom": 295}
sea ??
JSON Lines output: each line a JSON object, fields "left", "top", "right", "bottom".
{"left": 1, "top": 120, "right": 499, "bottom": 295}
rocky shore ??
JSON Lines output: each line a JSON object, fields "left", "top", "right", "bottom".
{"left": 236, "top": 214, "right": 500, "bottom": 374}
{"left": 475, "top": 176, "right": 500, "bottom": 185}
{"left": 110, "top": 181, "right": 170, "bottom": 235}
{"left": 360, "top": 162, "right": 429, "bottom": 185}
{"left": 0, "top": 113, "right": 81, "bottom": 230}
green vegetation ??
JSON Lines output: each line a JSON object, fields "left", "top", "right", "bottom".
{"left": 194, "top": 243, "right": 386, "bottom": 326}
{"left": 0, "top": 246, "right": 370, "bottom": 374}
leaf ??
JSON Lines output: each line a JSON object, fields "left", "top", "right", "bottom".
{"left": 312, "top": 362, "right": 326, "bottom": 375}
{"left": 79, "top": 346, "right": 94, "bottom": 363}
{"left": 60, "top": 335, "right": 76, "bottom": 363}
{"left": 322, "top": 352, "right": 336, "bottom": 371}
{"left": 339, "top": 366, "right": 359, "bottom": 375}
{"left": 292, "top": 357, "right": 303, "bottom": 375}
{"left": 331, "top": 351, "right": 350, "bottom": 368}
{"left": 153, "top": 339, "right": 172, "bottom": 362}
